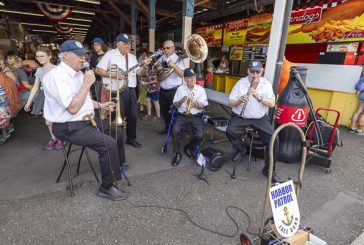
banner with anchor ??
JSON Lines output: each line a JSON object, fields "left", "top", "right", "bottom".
{"left": 269, "top": 180, "right": 300, "bottom": 238}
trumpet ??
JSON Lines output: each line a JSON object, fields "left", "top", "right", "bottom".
{"left": 183, "top": 90, "right": 195, "bottom": 116}
{"left": 239, "top": 77, "right": 257, "bottom": 117}
{"left": 108, "top": 64, "right": 126, "bottom": 128}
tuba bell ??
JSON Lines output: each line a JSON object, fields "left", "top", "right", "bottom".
{"left": 153, "top": 34, "right": 208, "bottom": 81}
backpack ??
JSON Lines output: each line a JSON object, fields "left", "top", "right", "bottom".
{"left": 306, "top": 114, "right": 342, "bottom": 153}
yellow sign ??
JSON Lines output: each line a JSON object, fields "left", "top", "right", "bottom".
{"left": 230, "top": 46, "right": 243, "bottom": 60}
{"left": 287, "top": 0, "right": 364, "bottom": 44}
{"left": 223, "top": 19, "right": 248, "bottom": 46}
{"left": 195, "top": 24, "right": 222, "bottom": 47}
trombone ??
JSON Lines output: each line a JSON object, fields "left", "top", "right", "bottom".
{"left": 108, "top": 64, "right": 127, "bottom": 128}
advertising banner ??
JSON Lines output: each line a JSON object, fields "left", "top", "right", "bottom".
{"left": 230, "top": 46, "right": 243, "bottom": 60}
{"left": 223, "top": 19, "right": 248, "bottom": 46}
{"left": 287, "top": 0, "right": 364, "bottom": 44}
{"left": 195, "top": 24, "right": 222, "bottom": 47}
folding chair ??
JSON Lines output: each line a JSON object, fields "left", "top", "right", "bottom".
{"left": 161, "top": 106, "right": 203, "bottom": 158}
{"left": 56, "top": 142, "right": 100, "bottom": 197}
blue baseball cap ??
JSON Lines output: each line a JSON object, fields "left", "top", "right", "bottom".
{"left": 115, "top": 33, "right": 131, "bottom": 43}
{"left": 92, "top": 37, "right": 104, "bottom": 45}
{"left": 60, "top": 40, "right": 86, "bottom": 55}
{"left": 183, "top": 68, "right": 196, "bottom": 77}
{"left": 248, "top": 60, "right": 263, "bottom": 72}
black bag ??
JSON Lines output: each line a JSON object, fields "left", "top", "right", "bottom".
{"left": 201, "top": 147, "right": 225, "bottom": 171}
{"left": 307, "top": 117, "right": 342, "bottom": 152}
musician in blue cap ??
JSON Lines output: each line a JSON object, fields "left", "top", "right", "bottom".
{"left": 96, "top": 33, "right": 151, "bottom": 152}
{"left": 90, "top": 37, "right": 107, "bottom": 102}
{"left": 226, "top": 60, "right": 280, "bottom": 183}
{"left": 43, "top": 40, "right": 127, "bottom": 201}
{"left": 170, "top": 68, "right": 208, "bottom": 167}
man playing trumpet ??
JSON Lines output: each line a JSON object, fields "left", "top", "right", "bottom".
{"left": 226, "top": 61, "right": 280, "bottom": 183}
{"left": 171, "top": 68, "right": 208, "bottom": 166}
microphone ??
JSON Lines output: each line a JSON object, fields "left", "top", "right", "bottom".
{"left": 83, "top": 61, "right": 90, "bottom": 71}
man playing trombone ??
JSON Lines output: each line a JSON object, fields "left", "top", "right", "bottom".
{"left": 43, "top": 40, "right": 127, "bottom": 201}
{"left": 96, "top": 33, "right": 151, "bottom": 149}
{"left": 225, "top": 61, "right": 280, "bottom": 183}
{"left": 171, "top": 68, "right": 208, "bottom": 166}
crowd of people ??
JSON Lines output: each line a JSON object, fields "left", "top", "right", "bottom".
{"left": 1, "top": 33, "right": 363, "bottom": 201}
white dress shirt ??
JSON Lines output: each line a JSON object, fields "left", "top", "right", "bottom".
{"left": 97, "top": 48, "right": 139, "bottom": 90}
{"left": 43, "top": 62, "right": 94, "bottom": 123}
{"left": 159, "top": 53, "right": 186, "bottom": 90}
{"left": 229, "top": 76, "right": 275, "bottom": 118}
{"left": 173, "top": 84, "right": 208, "bottom": 114}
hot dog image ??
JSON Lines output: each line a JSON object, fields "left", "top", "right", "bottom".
{"left": 290, "top": 0, "right": 364, "bottom": 35}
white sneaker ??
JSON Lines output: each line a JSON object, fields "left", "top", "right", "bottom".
{"left": 355, "top": 129, "right": 364, "bottom": 136}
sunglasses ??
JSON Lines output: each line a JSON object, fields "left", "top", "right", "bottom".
{"left": 249, "top": 69, "right": 262, "bottom": 74}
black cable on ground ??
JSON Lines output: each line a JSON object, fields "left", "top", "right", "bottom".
{"left": 134, "top": 204, "right": 260, "bottom": 238}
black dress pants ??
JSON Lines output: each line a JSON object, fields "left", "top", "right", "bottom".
{"left": 52, "top": 119, "right": 125, "bottom": 184}
{"left": 171, "top": 114, "right": 203, "bottom": 153}
{"left": 116, "top": 88, "right": 137, "bottom": 142}
{"left": 159, "top": 87, "right": 178, "bottom": 129}
{"left": 226, "top": 113, "right": 279, "bottom": 169}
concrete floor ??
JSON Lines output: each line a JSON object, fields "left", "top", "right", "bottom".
{"left": 0, "top": 106, "right": 363, "bottom": 245}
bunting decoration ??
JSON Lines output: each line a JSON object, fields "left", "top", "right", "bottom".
{"left": 34, "top": 2, "right": 72, "bottom": 22}
{"left": 61, "top": 34, "right": 75, "bottom": 40}
{"left": 54, "top": 23, "right": 74, "bottom": 35}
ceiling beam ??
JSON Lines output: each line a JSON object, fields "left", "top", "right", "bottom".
{"left": 195, "top": 0, "right": 218, "bottom": 10}
{"left": 135, "top": 0, "right": 149, "bottom": 17}
{"left": 106, "top": 0, "right": 132, "bottom": 27}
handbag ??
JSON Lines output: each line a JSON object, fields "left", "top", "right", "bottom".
{"left": 354, "top": 77, "right": 364, "bottom": 92}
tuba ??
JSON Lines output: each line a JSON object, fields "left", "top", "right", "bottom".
{"left": 153, "top": 34, "right": 208, "bottom": 81}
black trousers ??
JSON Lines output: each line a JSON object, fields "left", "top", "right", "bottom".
{"left": 52, "top": 119, "right": 125, "bottom": 184}
{"left": 226, "top": 113, "right": 279, "bottom": 169}
{"left": 171, "top": 114, "right": 203, "bottom": 153}
{"left": 114, "top": 88, "right": 138, "bottom": 141}
{"left": 159, "top": 87, "right": 178, "bottom": 129}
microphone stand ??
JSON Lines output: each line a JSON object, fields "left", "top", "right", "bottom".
{"left": 194, "top": 164, "right": 209, "bottom": 185}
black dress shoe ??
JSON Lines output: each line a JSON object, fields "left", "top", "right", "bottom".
{"left": 171, "top": 153, "right": 182, "bottom": 167}
{"left": 262, "top": 167, "right": 281, "bottom": 184}
{"left": 232, "top": 149, "right": 244, "bottom": 162}
{"left": 96, "top": 185, "right": 128, "bottom": 201}
{"left": 126, "top": 140, "right": 142, "bottom": 148}
{"left": 184, "top": 145, "right": 194, "bottom": 159}
{"left": 158, "top": 128, "right": 168, "bottom": 135}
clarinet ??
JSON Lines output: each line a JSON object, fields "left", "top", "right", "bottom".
{"left": 239, "top": 77, "right": 256, "bottom": 117}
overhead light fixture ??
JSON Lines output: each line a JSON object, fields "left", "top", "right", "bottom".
{"left": 75, "top": 0, "right": 100, "bottom": 4}
{"left": 20, "top": 23, "right": 53, "bottom": 27}
{"left": 0, "top": 2, "right": 4, "bottom": 6}
{"left": 33, "top": 30, "right": 57, "bottom": 33}
{"left": 0, "top": 9, "right": 42, "bottom": 16}
{"left": 68, "top": 17, "right": 92, "bottom": 22}
{"left": 72, "top": 10, "right": 95, "bottom": 15}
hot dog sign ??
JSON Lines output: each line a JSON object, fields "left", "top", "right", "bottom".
{"left": 287, "top": 0, "right": 364, "bottom": 44}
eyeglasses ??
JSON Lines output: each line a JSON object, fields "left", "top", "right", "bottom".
{"left": 163, "top": 46, "right": 173, "bottom": 50}
{"left": 249, "top": 69, "right": 262, "bottom": 74}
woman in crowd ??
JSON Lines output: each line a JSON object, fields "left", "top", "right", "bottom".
{"left": 350, "top": 66, "right": 364, "bottom": 136}
{"left": 24, "top": 47, "right": 61, "bottom": 149}
{"left": 217, "top": 55, "right": 229, "bottom": 72}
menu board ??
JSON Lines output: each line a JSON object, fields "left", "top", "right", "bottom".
{"left": 195, "top": 24, "right": 223, "bottom": 47}
{"left": 242, "top": 46, "right": 268, "bottom": 61}
{"left": 327, "top": 42, "right": 359, "bottom": 52}
{"left": 230, "top": 46, "right": 243, "bottom": 60}
{"left": 287, "top": 0, "right": 364, "bottom": 44}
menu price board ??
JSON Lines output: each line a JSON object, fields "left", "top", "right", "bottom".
{"left": 230, "top": 46, "right": 243, "bottom": 60}
{"left": 242, "top": 46, "right": 268, "bottom": 61}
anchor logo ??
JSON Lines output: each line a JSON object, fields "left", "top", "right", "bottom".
{"left": 282, "top": 206, "right": 294, "bottom": 226}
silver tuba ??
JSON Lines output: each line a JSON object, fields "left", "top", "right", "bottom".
{"left": 153, "top": 34, "right": 208, "bottom": 81}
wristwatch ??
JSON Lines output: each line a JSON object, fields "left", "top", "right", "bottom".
{"left": 257, "top": 96, "right": 263, "bottom": 102}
